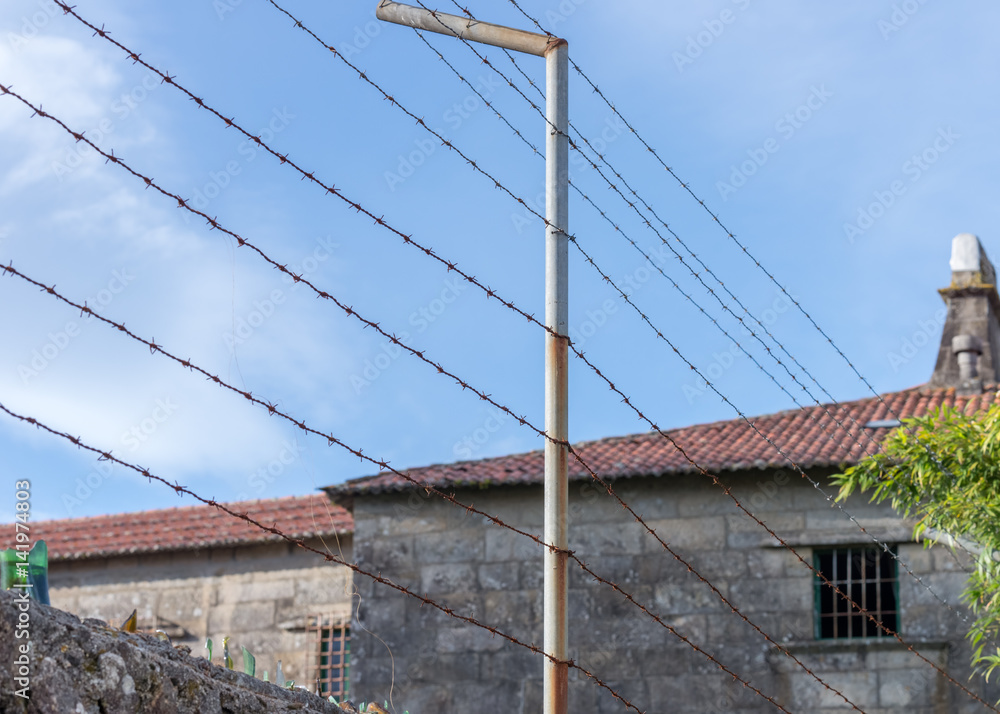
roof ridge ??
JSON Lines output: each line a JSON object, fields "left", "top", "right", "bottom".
{"left": 15, "top": 491, "right": 334, "bottom": 529}
{"left": 0, "top": 492, "right": 352, "bottom": 561}
{"left": 327, "top": 384, "right": 999, "bottom": 497}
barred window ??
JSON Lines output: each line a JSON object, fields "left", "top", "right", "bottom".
{"left": 815, "top": 545, "right": 898, "bottom": 639}
{"left": 306, "top": 616, "right": 350, "bottom": 698}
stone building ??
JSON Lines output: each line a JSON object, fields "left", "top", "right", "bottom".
{"left": 4, "top": 494, "right": 355, "bottom": 698}
{"left": 324, "top": 233, "right": 1000, "bottom": 713}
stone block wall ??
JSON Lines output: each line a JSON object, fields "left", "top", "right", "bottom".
{"left": 46, "top": 536, "right": 353, "bottom": 688}
{"left": 345, "top": 471, "right": 999, "bottom": 712}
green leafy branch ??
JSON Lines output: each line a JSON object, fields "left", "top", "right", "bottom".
{"left": 834, "top": 403, "right": 1000, "bottom": 679}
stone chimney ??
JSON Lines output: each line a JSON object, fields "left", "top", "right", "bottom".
{"left": 928, "top": 233, "right": 1000, "bottom": 394}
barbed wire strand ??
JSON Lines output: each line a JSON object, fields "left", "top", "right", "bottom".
{"left": 0, "top": 401, "right": 650, "bottom": 713}
{"left": 0, "top": 258, "right": 866, "bottom": 711}
{"left": 14, "top": 8, "right": 990, "bottom": 701}
{"left": 1, "top": 84, "right": 975, "bottom": 713}
{"left": 18, "top": 10, "right": 966, "bottom": 649}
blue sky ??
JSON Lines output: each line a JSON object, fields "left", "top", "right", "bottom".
{"left": 1, "top": 0, "right": 998, "bottom": 523}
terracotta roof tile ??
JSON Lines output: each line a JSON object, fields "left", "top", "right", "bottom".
{"left": 2, "top": 494, "right": 351, "bottom": 561}
{"left": 329, "top": 386, "right": 999, "bottom": 497}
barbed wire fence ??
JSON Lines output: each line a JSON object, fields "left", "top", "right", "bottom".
{"left": 2, "top": 75, "right": 994, "bottom": 710}
{"left": 0, "top": 2, "right": 995, "bottom": 711}
{"left": 5, "top": 4, "right": 985, "bottom": 703}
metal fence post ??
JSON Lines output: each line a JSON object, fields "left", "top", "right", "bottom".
{"left": 375, "top": 5, "right": 569, "bottom": 713}
{"left": 543, "top": 37, "right": 569, "bottom": 714}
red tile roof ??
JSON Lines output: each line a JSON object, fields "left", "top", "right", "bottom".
{"left": 328, "top": 386, "right": 999, "bottom": 497}
{"left": 2, "top": 494, "right": 351, "bottom": 561}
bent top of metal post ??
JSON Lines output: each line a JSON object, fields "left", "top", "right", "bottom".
{"left": 376, "top": 1, "right": 566, "bottom": 56}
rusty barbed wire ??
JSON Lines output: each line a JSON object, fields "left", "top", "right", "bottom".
{"left": 0, "top": 401, "right": 646, "bottom": 714}
{"left": 9, "top": 9, "right": 986, "bottom": 703}
{"left": 0, "top": 79, "right": 975, "bottom": 714}
{"left": 12, "top": 8, "right": 993, "bottom": 705}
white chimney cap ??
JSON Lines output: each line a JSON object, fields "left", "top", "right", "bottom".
{"left": 951, "top": 233, "right": 983, "bottom": 272}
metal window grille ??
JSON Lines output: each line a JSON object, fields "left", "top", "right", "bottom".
{"left": 306, "top": 616, "right": 350, "bottom": 698}
{"left": 814, "top": 545, "right": 899, "bottom": 639}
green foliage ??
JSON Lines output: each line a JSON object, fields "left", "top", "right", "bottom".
{"left": 834, "top": 403, "right": 1000, "bottom": 678}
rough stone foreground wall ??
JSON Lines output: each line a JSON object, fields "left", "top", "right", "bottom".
{"left": 0, "top": 588, "right": 346, "bottom": 714}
